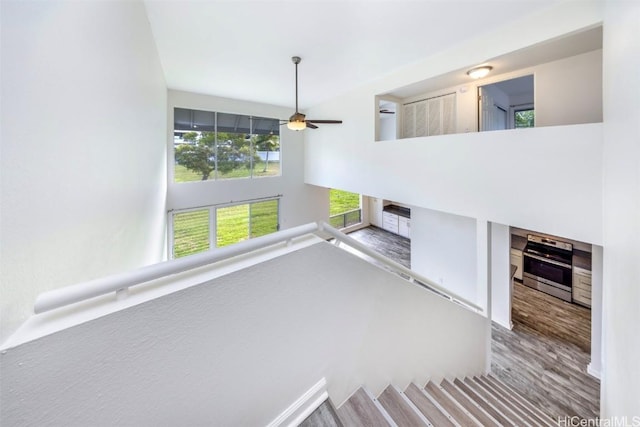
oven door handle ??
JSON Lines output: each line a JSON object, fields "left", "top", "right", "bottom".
{"left": 523, "top": 252, "right": 572, "bottom": 269}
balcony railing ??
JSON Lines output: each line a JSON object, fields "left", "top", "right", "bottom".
{"left": 33, "top": 221, "right": 482, "bottom": 314}
{"left": 329, "top": 208, "right": 362, "bottom": 229}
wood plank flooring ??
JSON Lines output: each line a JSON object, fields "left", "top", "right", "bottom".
{"left": 300, "top": 400, "right": 344, "bottom": 427}
{"left": 512, "top": 280, "right": 591, "bottom": 352}
{"left": 345, "top": 226, "right": 411, "bottom": 269}
{"left": 346, "top": 226, "right": 600, "bottom": 421}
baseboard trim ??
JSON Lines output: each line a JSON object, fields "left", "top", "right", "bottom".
{"left": 587, "top": 362, "right": 601, "bottom": 379}
{"left": 266, "top": 377, "right": 328, "bottom": 427}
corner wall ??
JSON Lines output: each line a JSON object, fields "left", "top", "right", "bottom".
{"left": 0, "top": 0, "right": 168, "bottom": 343}
{"left": 601, "top": 0, "right": 640, "bottom": 417}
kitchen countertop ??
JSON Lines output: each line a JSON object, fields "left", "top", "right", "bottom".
{"left": 511, "top": 264, "right": 518, "bottom": 279}
{"left": 383, "top": 205, "right": 410, "bottom": 218}
{"left": 573, "top": 249, "right": 592, "bottom": 270}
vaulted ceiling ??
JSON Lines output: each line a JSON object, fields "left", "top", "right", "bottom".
{"left": 144, "top": 0, "right": 562, "bottom": 110}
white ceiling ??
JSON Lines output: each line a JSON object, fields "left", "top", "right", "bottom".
{"left": 144, "top": 0, "right": 563, "bottom": 110}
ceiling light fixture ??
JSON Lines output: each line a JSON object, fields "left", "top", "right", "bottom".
{"left": 466, "top": 65, "right": 493, "bottom": 79}
{"left": 287, "top": 112, "right": 307, "bottom": 131}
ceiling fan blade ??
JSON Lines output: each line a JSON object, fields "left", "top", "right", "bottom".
{"left": 306, "top": 120, "right": 343, "bottom": 124}
{"left": 306, "top": 122, "right": 318, "bottom": 129}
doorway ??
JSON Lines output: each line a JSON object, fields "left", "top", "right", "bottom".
{"left": 478, "top": 75, "right": 534, "bottom": 132}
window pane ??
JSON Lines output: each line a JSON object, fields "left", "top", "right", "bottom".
{"left": 173, "top": 210, "right": 210, "bottom": 258}
{"left": 217, "top": 204, "right": 249, "bottom": 247}
{"left": 216, "top": 112, "right": 252, "bottom": 180}
{"left": 514, "top": 109, "right": 535, "bottom": 128}
{"left": 251, "top": 116, "right": 281, "bottom": 178}
{"left": 173, "top": 108, "right": 280, "bottom": 182}
{"left": 329, "top": 189, "right": 361, "bottom": 215}
{"left": 250, "top": 200, "right": 279, "bottom": 238}
{"left": 329, "top": 189, "right": 362, "bottom": 229}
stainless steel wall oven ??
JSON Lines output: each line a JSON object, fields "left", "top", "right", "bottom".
{"left": 523, "top": 234, "right": 573, "bottom": 302}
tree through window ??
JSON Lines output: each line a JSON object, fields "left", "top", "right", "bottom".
{"left": 173, "top": 108, "right": 280, "bottom": 182}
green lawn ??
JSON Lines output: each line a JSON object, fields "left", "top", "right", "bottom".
{"left": 173, "top": 201, "right": 279, "bottom": 257}
{"left": 174, "top": 161, "right": 280, "bottom": 183}
{"left": 173, "top": 209, "right": 210, "bottom": 258}
{"left": 329, "top": 189, "right": 360, "bottom": 216}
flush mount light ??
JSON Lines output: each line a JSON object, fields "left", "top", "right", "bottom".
{"left": 466, "top": 65, "right": 493, "bottom": 79}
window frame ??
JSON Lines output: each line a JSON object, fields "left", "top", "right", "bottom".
{"left": 167, "top": 198, "right": 281, "bottom": 259}
{"left": 170, "top": 107, "right": 282, "bottom": 184}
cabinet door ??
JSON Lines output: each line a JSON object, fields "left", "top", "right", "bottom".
{"left": 510, "top": 248, "right": 523, "bottom": 281}
{"left": 398, "top": 216, "right": 410, "bottom": 238}
{"left": 572, "top": 268, "right": 592, "bottom": 307}
{"left": 382, "top": 212, "right": 399, "bottom": 233}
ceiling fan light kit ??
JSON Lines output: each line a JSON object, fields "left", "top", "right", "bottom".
{"left": 283, "top": 56, "right": 342, "bottom": 131}
{"left": 287, "top": 112, "right": 307, "bottom": 131}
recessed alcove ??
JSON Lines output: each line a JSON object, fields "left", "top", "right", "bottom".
{"left": 375, "top": 25, "right": 603, "bottom": 141}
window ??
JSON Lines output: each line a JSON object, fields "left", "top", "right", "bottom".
{"left": 329, "top": 189, "right": 362, "bottom": 229}
{"left": 173, "top": 108, "right": 281, "bottom": 183}
{"left": 514, "top": 108, "right": 535, "bottom": 128}
{"left": 170, "top": 199, "right": 279, "bottom": 258}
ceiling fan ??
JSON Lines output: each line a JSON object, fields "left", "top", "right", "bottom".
{"left": 282, "top": 56, "right": 343, "bottom": 131}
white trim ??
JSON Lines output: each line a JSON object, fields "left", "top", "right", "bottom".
{"left": 266, "top": 377, "right": 328, "bottom": 427}
{"left": 365, "top": 388, "right": 398, "bottom": 427}
{"left": 395, "top": 385, "right": 433, "bottom": 426}
{"left": 436, "top": 380, "right": 483, "bottom": 426}
{"left": 587, "top": 363, "right": 601, "bottom": 379}
{"left": 420, "top": 385, "right": 462, "bottom": 427}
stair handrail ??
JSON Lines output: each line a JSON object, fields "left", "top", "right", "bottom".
{"left": 33, "top": 221, "right": 482, "bottom": 314}
{"left": 318, "top": 222, "right": 482, "bottom": 312}
{"left": 33, "top": 222, "right": 319, "bottom": 314}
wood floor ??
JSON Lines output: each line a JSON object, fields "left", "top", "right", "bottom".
{"left": 512, "top": 280, "right": 591, "bottom": 352}
{"left": 347, "top": 225, "right": 600, "bottom": 421}
{"left": 345, "top": 226, "right": 411, "bottom": 269}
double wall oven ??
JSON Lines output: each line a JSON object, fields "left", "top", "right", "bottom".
{"left": 523, "top": 234, "right": 573, "bottom": 302}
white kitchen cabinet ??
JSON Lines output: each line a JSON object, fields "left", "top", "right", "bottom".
{"left": 573, "top": 267, "right": 592, "bottom": 308}
{"left": 382, "top": 211, "right": 399, "bottom": 234}
{"left": 398, "top": 216, "right": 410, "bottom": 238}
{"left": 510, "top": 248, "right": 523, "bottom": 281}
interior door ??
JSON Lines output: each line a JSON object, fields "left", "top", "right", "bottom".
{"left": 478, "top": 86, "right": 493, "bottom": 132}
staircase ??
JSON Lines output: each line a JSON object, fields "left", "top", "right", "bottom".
{"left": 332, "top": 375, "right": 557, "bottom": 427}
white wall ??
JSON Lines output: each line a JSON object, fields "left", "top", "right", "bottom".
{"left": 0, "top": 0, "right": 167, "bottom": 343}
{"left": 491, "top": 223, "right": 512, "bottom": 330}
{"left": 167, "top": 90, "right": 327, "bottom": 233}
{"left": 601, "top": 0, "right": 640, "bottom": 417}
{"left": 401, "top": 49, "right": 602, "bottom": 133}
{"left": 304, "top": 2, "right": 603, "bottom": 247}
{"left": 411, "top": 207, "right": 478, "bottom": 303}
{"left": 308, "top": 123, "right": 603, "bottom": 246}
{"left": 0, "top": 242, "right": 489, "bottom": 426}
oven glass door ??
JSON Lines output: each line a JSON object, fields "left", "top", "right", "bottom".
{"left": 523, "top": 254, "right": 572, "bottom": 289}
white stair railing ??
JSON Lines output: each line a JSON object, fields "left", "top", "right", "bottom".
{"left": 34, "top": 222, "right": 482, "bottom": 314}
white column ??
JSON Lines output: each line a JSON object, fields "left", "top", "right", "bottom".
{"left": 588, "top": 244, "right": 603, "bottom": 379}
{"left": 490, "top": 223, "right": 512, "bottom": 330}
{"left": 477, "top": 219, "right": 492, "bottom": 373}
